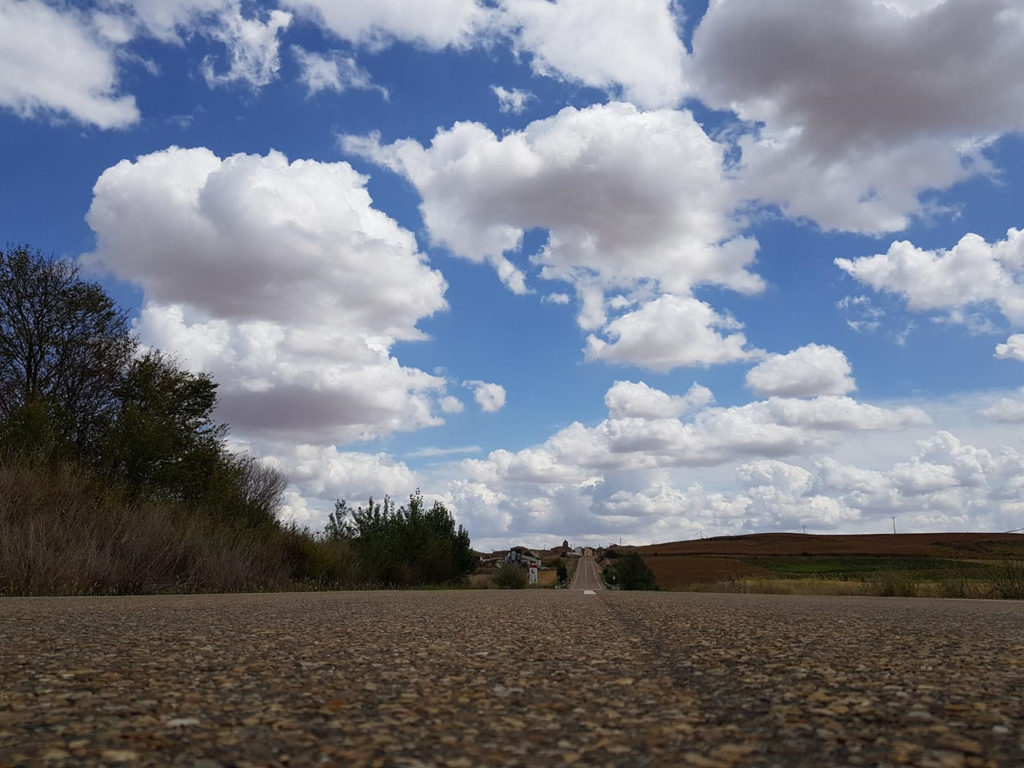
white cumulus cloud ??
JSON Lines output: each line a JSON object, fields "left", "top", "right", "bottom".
{"left": 281, "top": 0, "right": 492, "bottom": 50}
{"left": 979, "top": 389, "right": 1024, "bottom": 423}
{"left": 691, "top": 0, "right": 1024, "bottom": 232}
{"left": 0, "top": 0, "right": 138, "bottom": 128}
{"left": 836, "top": 229, "right": 1024, "bottom": 327}
{"left": 586, "top": 294, "right": 762, "bottom": 371}
{"left": 467, "top": 380, "right": 507, "bottom": 413}
{"left": 499, "top": 0, "right": 688, "bottom": 109}
{"left": 995, "top": 334, "right": 1024, "bottom": 362}
{"left": 605, "top": 380, "right": 713, "bottom": 420}
{"left": 746, "top": 344, "right": 856, "bottom": 398}
{"left": 344, "top": 102, "right": 760, "bottom": 303}
{"left": 344, "top": 102, "right": 764, "bottom": 371}
{"left": 84, "top": 146, "right": 454, "bottom": 445}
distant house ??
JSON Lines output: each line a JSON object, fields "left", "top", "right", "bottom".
{"left": 505, "top": 547, "right": 542, "bottom": 568}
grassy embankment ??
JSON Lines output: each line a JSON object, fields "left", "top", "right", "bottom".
{"left": 0, "top": 460, "right": 359, "bottom": 596}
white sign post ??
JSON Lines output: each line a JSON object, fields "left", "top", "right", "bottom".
{"left": 529, "top": 564, "right": 538, "bottom": 584}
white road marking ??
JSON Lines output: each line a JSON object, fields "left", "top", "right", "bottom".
{"left": 584, "top": 590, "right": 595, "bottom": 595}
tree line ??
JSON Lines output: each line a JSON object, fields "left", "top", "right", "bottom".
{"left": 0, "top": 245, "right": 474, "bottom": 594}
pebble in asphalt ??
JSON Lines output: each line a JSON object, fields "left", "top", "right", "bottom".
{"left": 0, "top": 590, "right": 1021, "bottom": 767}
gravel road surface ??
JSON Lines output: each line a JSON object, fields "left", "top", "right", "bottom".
{"left": 1, "top": 591, "right": 1021, "bottom": 767}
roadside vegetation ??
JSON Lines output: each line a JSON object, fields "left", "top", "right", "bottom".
{"left": 491, "top": 564, "right": 529, "bottom": 589}
{"left": 0, "top": 245, "right": 474, "bottom": 595}
{"left": 601, "top": 551, "right": 658, "bottom": 590}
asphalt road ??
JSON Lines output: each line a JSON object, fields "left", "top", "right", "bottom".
{"left": 1, "top": 591, "right": 1021, "bottom": 767}
{"left": 570, "top": 553, "right": 605, "bottom": 591}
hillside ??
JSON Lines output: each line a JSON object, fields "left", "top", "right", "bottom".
{"left": 603, "top": 532, "right": 1024, "bottom": 597}
{"left": 632, "top": 532, "right": 1024, "bottom": 559}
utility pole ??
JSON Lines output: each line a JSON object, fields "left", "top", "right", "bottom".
{"left": 891, "top": 516, "right": 897, "bottom": 535}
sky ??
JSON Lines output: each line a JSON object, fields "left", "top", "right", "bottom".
{"left": 3, "top": 0, "right": 1024, "bottom": 550}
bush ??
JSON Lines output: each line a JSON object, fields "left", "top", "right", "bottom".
{"left": 602, "top": 565, "right": 617, "bottom": 586}
{"left": 556, "top": 561, "right": 568, "bottom": 584}
{"left": 492, "top": 564, "right": 528, "bottom": 589}
{"left": 326, "top": 491, "right": 476, "bottom": 587}
{"left": 873, "top": 570, "right": 917, "bottom": 597}
{"left": 616, "top": 553, "right": 658, "bottom": 591}
{"left": 992, "top": 559, "right": 1024, "bottom": 599}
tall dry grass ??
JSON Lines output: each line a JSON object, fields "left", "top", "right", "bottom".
{"left": 0, "top": 461, "right": 355, "bottom": 595}
{"left": 679, "top": 571, "right": 1023, "bottom": 599}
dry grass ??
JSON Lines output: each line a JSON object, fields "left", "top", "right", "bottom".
{"left": 685, "top": 578, "right": 871, "bottom": 596}
{"left": 0, "top": 462, "right": 294, "bottom": 595}
{"left": 675, "top": 574, "right": 1021, "bottom": 599}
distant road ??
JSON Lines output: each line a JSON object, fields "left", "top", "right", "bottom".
{"left": 570, "top": 552, "right": 605, "bottom": 590}
{"left": 2, "top": 592, "right": 1020, "bottom": 766}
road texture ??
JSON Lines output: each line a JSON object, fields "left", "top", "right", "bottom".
{"left": 570, "top": 554, "right": 605, "bottom": 591}
{"left": 1, "top": 591, "right": 1021, "bottom": 767}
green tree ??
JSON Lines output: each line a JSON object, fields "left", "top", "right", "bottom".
{"left": 98, "top": 351, "right": 223, "bottom": 498}
{"left": 616, "top": 552, "right": 657, "bottom": 590}
{"left": 326, "top": 491, "right": 475, "bottom": 586}
{"left": 556, "top": 561, "right": 568, "bottom": 584}
{"left": 0, "top": 245, "right": 134, "bottom": 454}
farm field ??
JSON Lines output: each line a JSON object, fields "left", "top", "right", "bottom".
{"left": 625, "top": 533, "right": 1024, "bottom": 597}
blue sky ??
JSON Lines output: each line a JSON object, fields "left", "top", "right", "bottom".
{"left": 3, "top": 0, "right": 1024, "bottom": 549}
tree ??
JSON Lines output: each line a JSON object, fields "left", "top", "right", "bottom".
{"left": 99, "top": 350, "right": 222, "bottom": 499}
{"left": 326, "top": 491, "right": 475, "bottom": 586}
{"left": 616, "top": 552, "right": 657, "bottom": 590}
{"left": 492, "top": 564, "right": 528, "bottom": 589}
{"left": 0, "top": 245, "right": 134, "bottom": 452}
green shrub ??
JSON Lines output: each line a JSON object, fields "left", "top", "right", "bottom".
{"left": 326, "top": 491, "right": 476, "bottom": 587}
{"left": 556, "top": 561, "right": 568, "bottom": 585}
{"left": 991, "top": 559, "right": 1024, "bottom": 599}
{"left": 616, "top": 552, "right": 658, "bottom": 590}
{"left": 873, "top": 570, "right": 917, "bottom": 597}
{"left": 492, "top": 565, "right": 528, "bottom": 589}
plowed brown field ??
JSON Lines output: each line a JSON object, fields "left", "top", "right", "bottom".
{"left": 634, "top": 531, "right": 1024, "bottom": 558}
{"left": 644, "top": 555, "right": 774, "bottom": 585}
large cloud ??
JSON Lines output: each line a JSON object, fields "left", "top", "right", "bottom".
{"left": 252, "top": 381, "right": 1019, "bottom": 549}
{"left": 0, "top": 0, "right": 138, "bottom": 128}
{"left": 585, "top": 294, "right": 762, "bottom": 371}
{"left": 500, "top": 0, "right": 688, "bottom": 109}
{"left": 836, "top": 229, "right": 1024, "bottom": 327}
{"left": 345, "top": 102, "right": 759, "bottom": 300}
{"left": 85, "top": 146, "right": 453, "bottom": 444}
{"left": 691, "top": 0, "right": 1024, "bottom": 232}
{"left": 456, "top": 425, "right": 1020, "bottom": 550}
{"left": 344, "top": 102, "right": 763, "bottom": 370}
{"left": 605, "top": 380, "right": 713, "bottom": 420}
{"left": 463, "top": 382, "right": 929, "bottom": 483}
{"left": 283, "top": 0, "right": 687, "bottom": 107}
{"left": 746, "top": 344, "right": 856, "bottom": 398}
